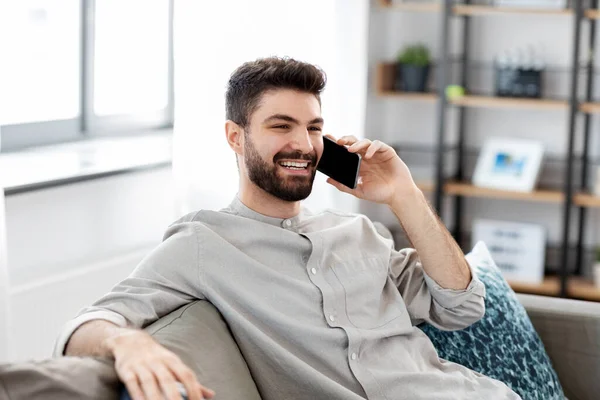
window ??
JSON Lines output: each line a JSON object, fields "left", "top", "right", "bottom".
{"left": 0, "top": 0, "right": 174, "bottom": 152}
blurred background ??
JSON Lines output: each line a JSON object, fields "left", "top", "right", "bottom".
{"left": 1, "top": 0, "right": 600, "bottom": 364}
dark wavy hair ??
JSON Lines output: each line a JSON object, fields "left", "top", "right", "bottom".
{"left": 226, "top": 57, "right": 327, "bottom": 128}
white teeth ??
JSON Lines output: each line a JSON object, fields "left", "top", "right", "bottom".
{"left": 280, "top": 161, "right": 308, "bottom": 168}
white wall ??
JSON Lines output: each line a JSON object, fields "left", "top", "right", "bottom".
{"left": 4, "top": 167, "right": 177, "bottom": 362}
{"left": 363, "top": 6, "right": 600, "bottom": 263}
{"left": 173, "top": 0, "right": 370, "bottom": 216}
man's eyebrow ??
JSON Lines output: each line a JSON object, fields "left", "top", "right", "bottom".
{"left": 263, "top": 114, "right": 324, "bottom": 125}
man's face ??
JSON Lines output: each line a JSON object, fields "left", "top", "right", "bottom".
{"left": 242, "top": 89, "right": 324, "bottom": 202}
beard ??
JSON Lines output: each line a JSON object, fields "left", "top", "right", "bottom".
{"left": 244, "top": 131, "right": 318, "bottom": 202}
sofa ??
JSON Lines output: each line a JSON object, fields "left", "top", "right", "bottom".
{"left": 1, "top": 293, "right": 599, "bottom": 400}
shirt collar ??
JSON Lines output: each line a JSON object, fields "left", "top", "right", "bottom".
{"left": 223, "top": 195, "right": 309, "bottom": 228}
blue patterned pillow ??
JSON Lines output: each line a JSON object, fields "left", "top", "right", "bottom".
{"left": 418, "top": 242, "right": 564, "bottom": 400}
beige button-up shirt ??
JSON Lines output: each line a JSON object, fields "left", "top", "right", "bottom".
{"left": 55, "top": 196, "right": 520, "bottom": 399}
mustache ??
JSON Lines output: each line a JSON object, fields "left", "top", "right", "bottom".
{"left": 274, "top": 151, "right": 317, "bottom": 164}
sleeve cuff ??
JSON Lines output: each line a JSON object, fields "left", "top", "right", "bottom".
{"left": 422, "top": 255, "right": 486, "bottom": 310}
{"left": 52, "top": 310, "right": 128, "bottom": 357}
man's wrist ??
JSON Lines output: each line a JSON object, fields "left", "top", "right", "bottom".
{"left": 102, "top": 328, "right": 138, "bottom": 357}
{"left": 388, "top": 182, "right": 425, "bottom": 216}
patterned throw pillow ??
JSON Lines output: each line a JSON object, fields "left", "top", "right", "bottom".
{"left": 418, "top": 242, "right": 564, "bottom": 400}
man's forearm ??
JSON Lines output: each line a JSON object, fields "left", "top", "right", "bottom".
{"left": 389, "top": 184, "right": 471, "bottom": 290}
{"left": 64, "top": 320, "right": 131, "bottom": 358}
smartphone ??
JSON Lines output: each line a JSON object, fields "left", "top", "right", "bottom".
{"left": 317, "top": 136, "right": 362, "bottom": 189}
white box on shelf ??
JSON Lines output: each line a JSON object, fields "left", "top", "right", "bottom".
{"left": 472, "top": 137, "right": 544, "bottom": 192}
{"left": 472, "top": 219, "right": 546, "bottom": 284}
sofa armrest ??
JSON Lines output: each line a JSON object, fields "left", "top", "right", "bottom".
{"left": 517, "top": 293, "right": 600, "bottom": 400}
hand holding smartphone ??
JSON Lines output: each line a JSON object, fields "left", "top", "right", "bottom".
{"left": 316, "top": 136, "right": 362, "bottom": 189}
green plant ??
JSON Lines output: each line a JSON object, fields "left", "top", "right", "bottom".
{"left": 397, "top": 44, "right": 431, "bottom": 67}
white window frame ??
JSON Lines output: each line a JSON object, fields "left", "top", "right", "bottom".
{"left": 0, "top": 0, "right": 174, "bottom": 152}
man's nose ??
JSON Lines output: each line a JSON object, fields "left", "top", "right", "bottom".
{"left": 290, "top": 129, "right": 314, "bottom": 154}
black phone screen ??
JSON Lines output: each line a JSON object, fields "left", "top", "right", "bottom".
{"left": 316, "top": 137, "right": 361, "bottom": 189}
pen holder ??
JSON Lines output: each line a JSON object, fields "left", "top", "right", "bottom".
{"left": 494, "top": 66, "right": 543, "bottom": 98}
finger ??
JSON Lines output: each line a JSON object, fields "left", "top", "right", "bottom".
{"left": 336, "top": 135, "right": 359, "bottom": 146}
{"left": 326, "top": 177, "right": 355, "bottom": 194}
{"left": 169, "top": 364, "right": 209, "bottom": 400}
{"left": 200, "top": 386, "right": 216, "bottom": 399}
{"left": 324, "top": 133, "right": 337, "bottom": 141}
{"left": 348, "top": 139, "right": 372, "bottom": 153}
{"left": 121, "top": 371, "right": 146, "bottom": 400}
{"left": 364, "top": 140, "right": 385, "bottom": 159}
{"left": 136, "top": 367, "right": 162, "bottom": 400}
{"left": 151, "top": 364, "right": 182, "bottom": 400}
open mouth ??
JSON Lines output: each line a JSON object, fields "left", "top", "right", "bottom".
{"left": 277, "top": 160, "right": 311, "bottom": 171}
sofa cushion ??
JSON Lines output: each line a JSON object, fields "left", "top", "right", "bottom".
{"left": 418, "top": 241, "right": 564, "bottom": 400}
{"left": 0, "top": 357, "right": 120, "bottom": 400}
{"left": 144, "top": 300, "right": 262, "bottom": 400}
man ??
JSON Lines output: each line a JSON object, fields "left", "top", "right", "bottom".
{"left": 55, "top": 57, "right": 520, "bottom": 400}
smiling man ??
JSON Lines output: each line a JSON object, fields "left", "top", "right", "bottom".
{"left": 55, "top": 57, "right": 521, "bottom": 400}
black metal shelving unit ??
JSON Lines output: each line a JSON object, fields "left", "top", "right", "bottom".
{"left": 575, "top": 0, "right": 599, "bottom": 278}
{"left": 378, "top": 0, "right": 600, "bottom": 301}
{"left": 428, "top": 0, "right": 596, "bottom": 299}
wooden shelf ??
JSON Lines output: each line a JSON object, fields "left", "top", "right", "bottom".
{"left": 376, "top": 63, "right": 568, "bottom": 110}
{"left": 379, "top": 91, "right": 438, "bottom": 102}
{"left": 449, "top": 95, "right": 568, "bottom": 110}
{"left": 380, "top": 1, "right": 574, "bottom": 16}
{"left": 444, "top": 181, "right": 564, "bottom": 203}
{"left": 586, "top": 9, "right": 600, "bottom": 19}
{"left": 568, "top": 277, "right": 600, "bottom": 302}
{"left": 416, "top": 180, "right": 435, "bottom": 193}
{"left": 574, "top": 192, "right": 600, "bottom": 208}
{"left": 375, "top": 63, "right": 438, "bottom": 102}
{"left": 454, "top": 5, "right": 572, "bottom": 16}
{"left": 416, "top": 181, "right": 563, "bottom": 203}
{"left": 380, "top": 1, "right": 598, "bottom": 19}
{"left": 509, "top": 277, "right": 600, "bottom": 301}
{"left": 580, "top": 102, "right": 600, "bottom": 114}
{"left": 378, "top": 0, "right": 440, "bottom": 12}
{"left": 509, "top": 277, "right": 561, "bottom": 297}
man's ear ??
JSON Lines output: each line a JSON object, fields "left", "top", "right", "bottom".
{"left": 225, "top": 120, "right": 244, "bottom": 157}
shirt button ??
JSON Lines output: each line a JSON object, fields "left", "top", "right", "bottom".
{"left": 284, "top": 219, "right": 292, "bottom": 227}
{"left": 311, "top": 268, "right": 317, "bottom": 275}
{"left": 329, "top": 315, "right": 335, "bottom": 322}
{"left": 351, "top": 353, "right": 357, "bottom": 360}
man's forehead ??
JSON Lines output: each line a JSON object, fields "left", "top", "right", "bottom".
{"left": 255, "top": 90, "right": 321, "bottom": 121}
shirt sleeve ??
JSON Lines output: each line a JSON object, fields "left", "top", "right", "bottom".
{"left": 53, "top": 222, "right": 204, "bottom": 356}
{"left": 388, "top": 245, "right": 486, "bottom": 331}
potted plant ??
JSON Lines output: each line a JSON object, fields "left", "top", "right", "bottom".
{"left": 395, "top": 44, "right": 431, "bottom": 93}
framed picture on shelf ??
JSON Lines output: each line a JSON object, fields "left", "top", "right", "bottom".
{"left": 472, "top": 219, "right": 546, "bottom": 284}
{"left": 472, "top": 137, "right": 544, "bottom": 192}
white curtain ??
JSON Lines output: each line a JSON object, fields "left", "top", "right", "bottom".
{"left": 172, "top": 0, "right": 369, "bottom": 215}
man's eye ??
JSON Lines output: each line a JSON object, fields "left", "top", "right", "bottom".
{"left": 273, "top": 125, "right": 290, "bottom": 129}
{"left": 309, "top": 126, "right": 322, "bottom": 131}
